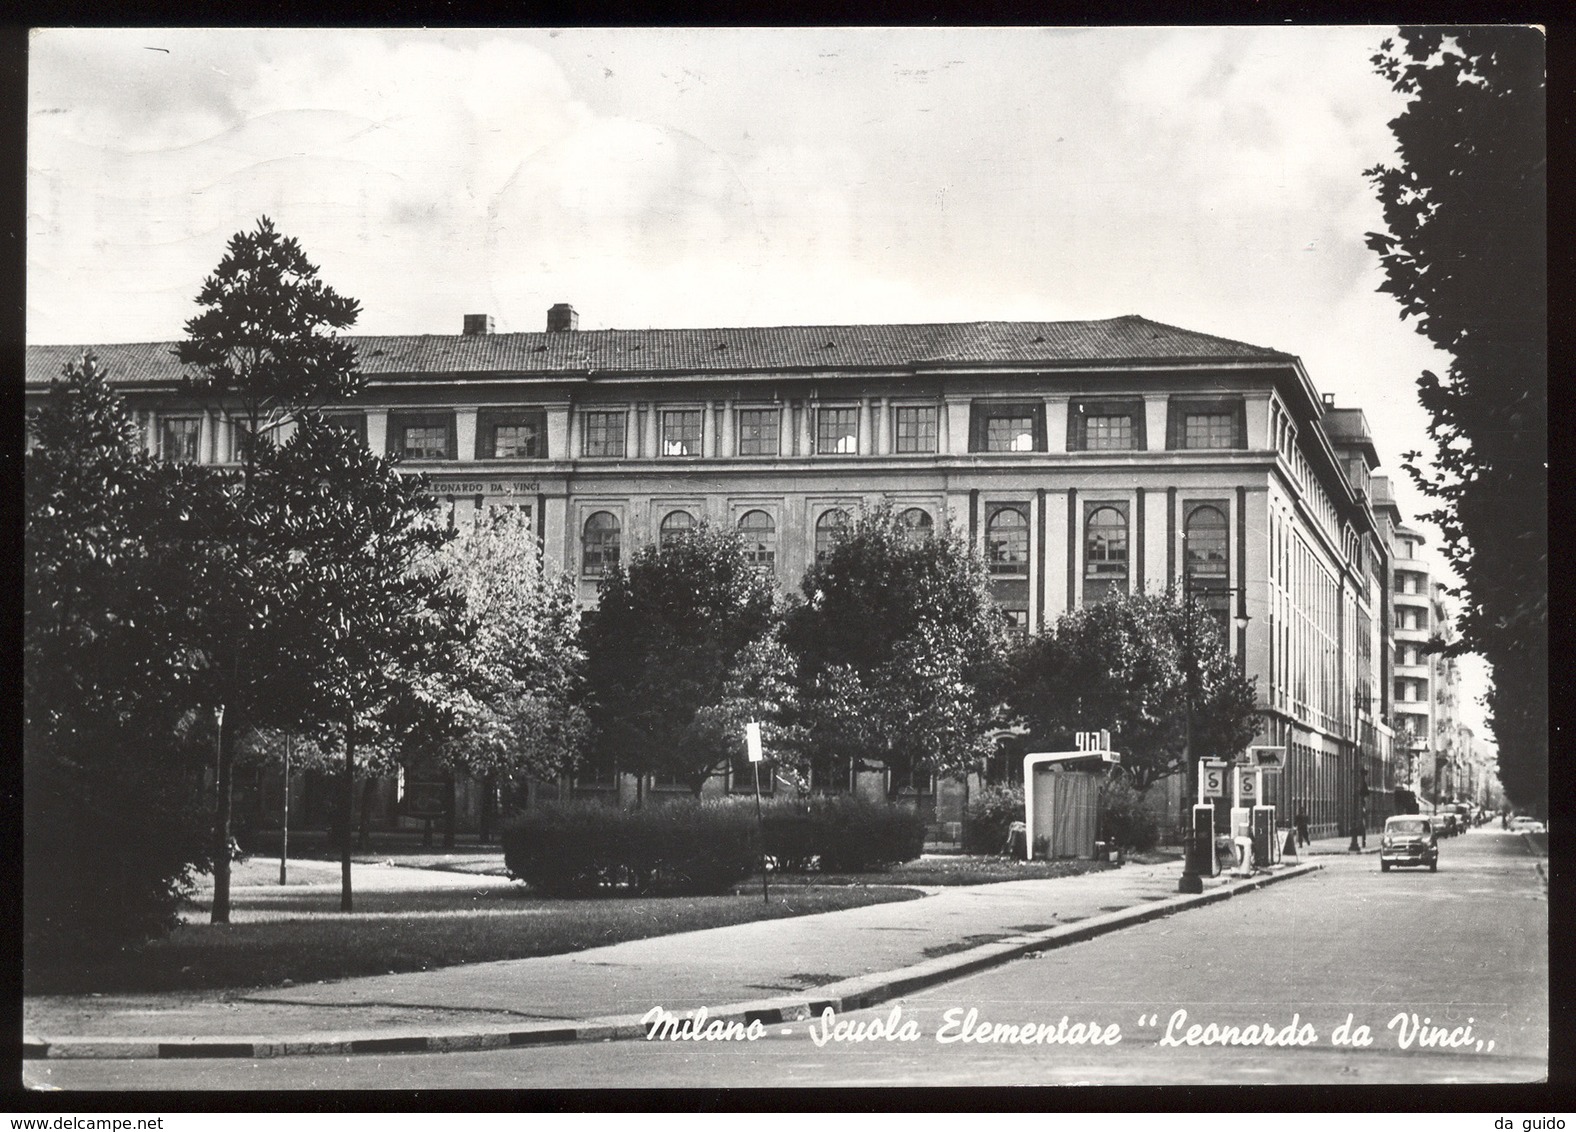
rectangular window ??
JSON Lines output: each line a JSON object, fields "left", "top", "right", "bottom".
{"left": 893, "top": 406, "right": 938, "bottom": 453}
{"left": 1068, "top": 400, "right": 1144, "bottom": 451}
{"left": 1085, "top": 415, "right": 1134, "bottom": 449}
{"left": 987, "top": 414, "right": 1036, "bottom": 452}
{"left": 970, "top": 402, "right": 1046, "bottom": 453}
{"left": 816, "top": 407, "right": 859, "bottom": 455}
{"left": 1184, "top": 413, "right": 1237, "bottom": 449}
{"left": 401, "top": 426, "right": 448, "bottom": 460}
{"left": 477, "top": 410, "right": 546, "bottom": 459}
{"left": 159, "top": 416, "right": 202, "bottom": 463}
{"left": 1167, "top": 398, "right": 1246, "bottom": 450}
{"left": 582, "top": 411, "right": 627, "bottom": 457}
{"left": 737, "top": 409, "right": 779, "bottom": 456}
{"left": 386, "top": 413, "right": 455, "bottom": 461}
{"left": 1001, "top": 608, "right": 1030, "bottom": 639}
{"left": 661, "top": 409, "right": 703, "bottom": 457}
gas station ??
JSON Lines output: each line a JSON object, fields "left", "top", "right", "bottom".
{"left": 1191, "top": 746, "right": 1286, "bottom": 876}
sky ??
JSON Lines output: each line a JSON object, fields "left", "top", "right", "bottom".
{"left": 26, "top": 25, "right": 1511, "bottom": 735}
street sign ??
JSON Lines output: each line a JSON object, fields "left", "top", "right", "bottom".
{"left": 1237, "top": 769, "right": 1258, "bottom": 801}
{"left": 1075, "top": 729, "right": 1111, "bottom": 752}
{"left": 745, "top": 721, "right": 764, "bottom": 762}
{"left": 1250, "top": 746, "right": 1287, "bottom": 770}
{"left": 1203, "top": 758, "right": 1230, "bottom": 770}
{"left": 1202, "top": 766, "right": 1227, "bottom": 799}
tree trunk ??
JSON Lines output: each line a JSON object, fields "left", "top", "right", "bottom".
{"left": 479, "top": 773, "right": 495, "bottom": 843}
{"left": 357, "top": 776, "right": 376, "bottom": 851}
{"left": 443, "top": 770, "right": 457, "bottom": 849}
{"left": 341, "top": 727, "right": 355, "bottom": 912}
{"left": 210, "top": 705, "right": 233, "bottom": 924}
{"left": 279, "top": 734, "right": 291, "bottom": 886}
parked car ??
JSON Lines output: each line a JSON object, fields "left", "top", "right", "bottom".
{"left": 1380, "top": 815, "right": 1439, "bottom": 872}
{"left": 1509, "top": 815, "right": 1546, "bottom": 834}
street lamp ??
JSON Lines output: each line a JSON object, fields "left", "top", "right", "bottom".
{"left": 1178, "top": 579, "right": 1251, "bottom": 894}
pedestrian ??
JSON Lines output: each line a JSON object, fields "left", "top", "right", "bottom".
{"left": 1295, "top": 801, "right": 1310, "bottom": 847}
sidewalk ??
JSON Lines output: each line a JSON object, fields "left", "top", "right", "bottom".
{"left": 25, "top": 850, "right": 1330, "bottom": 1061}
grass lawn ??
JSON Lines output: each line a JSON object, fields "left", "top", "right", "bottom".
{"left": 25, "top": 881, "right": 920, "bottom": 997}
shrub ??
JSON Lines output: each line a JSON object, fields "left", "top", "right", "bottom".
{"left": 1098, "top": 777, "right": 1159, "bottom": 853}
{"left": 963, "top": 783, "right": 1024, "bottom": 854}
{"left": 762, "top": 794, "right": 925, "bottom": 873}
{"left": 24, "top": 727, "right": 213, "bottom": 968}
{"left": 501, "top": 799, "right": 758, "bottom": 897}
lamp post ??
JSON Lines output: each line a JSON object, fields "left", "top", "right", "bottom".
{"left": 1178, "top": 579, "right": 1250, "bottom": 894}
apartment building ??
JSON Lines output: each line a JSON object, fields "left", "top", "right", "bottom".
{"left": 27, "top": 308, "right": 1397, "bottom": 840}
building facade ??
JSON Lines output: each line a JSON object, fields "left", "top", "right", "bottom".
{"left": 27, "top": 309, "right": 1401, "bottom": 841}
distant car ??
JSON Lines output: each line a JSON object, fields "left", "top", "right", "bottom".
{"left": 1380, "top": 815, "right": 1439, "bottom": 872}
{"left": 1509, "top": 815, "right": 1546, "bottom": 834}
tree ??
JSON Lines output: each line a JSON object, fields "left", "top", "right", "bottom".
{"left": 173, "top": 217, "right": 363, "bottom": 921}
{"left": 24, "top": 357, "right": 216, "bottom": 958}
{"left": 253, "top": 420, "right": 468, "bottom": 909}
{"left": 1365, "top": 29, "right": 1546, "bottom": 813}
{"left": 435, "top": 507, "right": 587, "bottom": 836}
{"left": 581, "top": 523, "right": 789, "bottom": 795}
{"left": 782, "top": 503, "right": 1010, "bottom": 786}
{"left": 1006, "top": 592, "right": 1261, "bottom": 793}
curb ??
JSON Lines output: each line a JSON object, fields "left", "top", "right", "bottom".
{"left": 24, "top": 861, "right": 1324, "bottom": 1062}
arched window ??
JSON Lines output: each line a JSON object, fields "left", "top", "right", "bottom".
{"left": 1083, "top": 505, "right": 1128, "bottom": 604}
{"left": 1184, "top": 503, "right": 1230, "bottom": 632}
{"left": 659, "top": 509, "right": 695, "bottom": 548}
{"left": 738, "top": 510, "right": 776, "bottom": 572}
{"left": 899, "top": 507, "right": 934, "bottom": 545}
{"left": 582, "top": 511, "right": 622, "bottom": 577}
{"left": 987, "top": 507, "right": 1029, "bottom": 576}
{"left": 815, "top": 508, "right": 851, "bottom": 562}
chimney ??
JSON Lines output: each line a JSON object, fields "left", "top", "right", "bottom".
{"left": 547, "top": 303, "right": 579, "bottom": 332}
{"left": 463, "top": 313, "right": 495, "bottom": 336}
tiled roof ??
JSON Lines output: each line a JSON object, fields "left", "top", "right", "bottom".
{"left": 26, "top": 315, "right": 1290, "bottom": 388}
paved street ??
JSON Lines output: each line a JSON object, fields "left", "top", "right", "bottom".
{"left": 28, "top": 828, "right": 1544, "bottom": 1089}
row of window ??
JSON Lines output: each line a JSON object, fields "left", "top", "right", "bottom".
{"left": 585, "top": 399, "right": 1243, "bottom": 458}
{"left": 154, "top": 398, "right": 1251, "bottom": 464}
{"left": 582, "top": 506, "right": 935, "bottom": 577}
{"left": 578, "top": 501, "right": 1232, "bottom": 604}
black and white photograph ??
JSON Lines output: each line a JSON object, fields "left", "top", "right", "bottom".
{"left": 21, "top": 25, "right": 1547, "bottom": 1093}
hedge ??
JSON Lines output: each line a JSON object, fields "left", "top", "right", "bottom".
{"left": 501, "top": 799, "right": 758, "bottom": 897}
{"left": 762, "top": 794, "right": 925, "bottom": 873}
{"left": 501, "top": 794, "right": 927, "bottom": 895}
